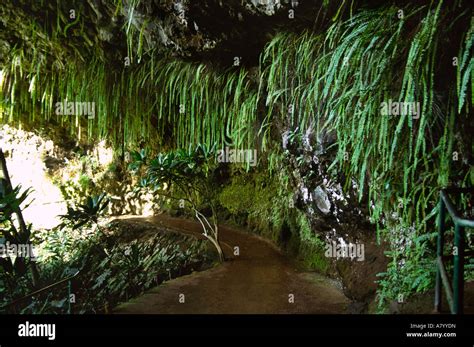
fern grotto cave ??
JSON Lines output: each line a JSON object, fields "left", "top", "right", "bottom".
{"left": 0, "top": 0, "right": 473, "bottom": 343}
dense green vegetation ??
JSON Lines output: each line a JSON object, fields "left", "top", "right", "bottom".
{"left": 260, "top": 3, "right": 473, "bottom": 308}
{"left": 0, "top": 1, "right": 473, "bottom": 312}
{"left": 0, "top": 186, "right": 213, "bottom": 313}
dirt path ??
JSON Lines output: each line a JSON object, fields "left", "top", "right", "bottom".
{"left": 113, "top": 215, "right": 350, "bottom": 314}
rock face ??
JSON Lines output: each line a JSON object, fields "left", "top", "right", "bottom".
{"left": 313, "top": 186, "right": 331, "bottom": 214}
{"left": 277, "top": 117, "right": 388, "bottom": 305}
{"left": 0, "top": 0, "right": 340, "bottom": 68}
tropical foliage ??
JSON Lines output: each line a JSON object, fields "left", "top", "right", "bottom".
{"left": 0, "top": 0, "right": 472, "bottom": 310}
{"left": 60, "top": 193, "right": 109, "bottom": 230}
{"left": 1, "top": 187, "right": 212, "bottom": 313}
{"left": 0, "top": 180, "right": 36, "bottom": 295}
{"left": 258, "top": 2, "right": 473, "bottom": 308}
{"left": 129, "top": 144, "right": 225, "bottom": 262}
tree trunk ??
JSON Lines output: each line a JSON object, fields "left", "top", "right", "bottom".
{"left": 194, "top": 208, "right": 225, "bottom": 262}
{"left": 207, "top": 235, "right": 225, "bottom": 263}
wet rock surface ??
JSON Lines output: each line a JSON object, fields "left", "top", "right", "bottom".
{"left": 0, "top": 0, "right": 346, "bottom": 67}
{"left": 278, "top": 119, "right": 388, "bottom": 304}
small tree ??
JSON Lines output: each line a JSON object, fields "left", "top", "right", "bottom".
{"left": 130, "top": 144, "right": 225, "bottom": 262}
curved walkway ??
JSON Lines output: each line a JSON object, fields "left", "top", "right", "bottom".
{"left": 113, "top": 215, "right": 350, "bottom": 314}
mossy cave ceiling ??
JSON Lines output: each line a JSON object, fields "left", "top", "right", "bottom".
{"left": 1, "top": 0, "right": 449, "bottom": 68}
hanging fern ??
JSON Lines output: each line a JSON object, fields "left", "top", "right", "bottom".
{"left": 0, "top": 53, "right": 259, "bottom": 166}
{"left": 457, "top": 15, "right": 474, "bottom": 113}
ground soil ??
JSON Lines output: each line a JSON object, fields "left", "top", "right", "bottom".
{"left": 112, "top": 214, "right": 474, "bottom": 314}
{"left": 113, "top": 214, "right": 351, "bottom": 314}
